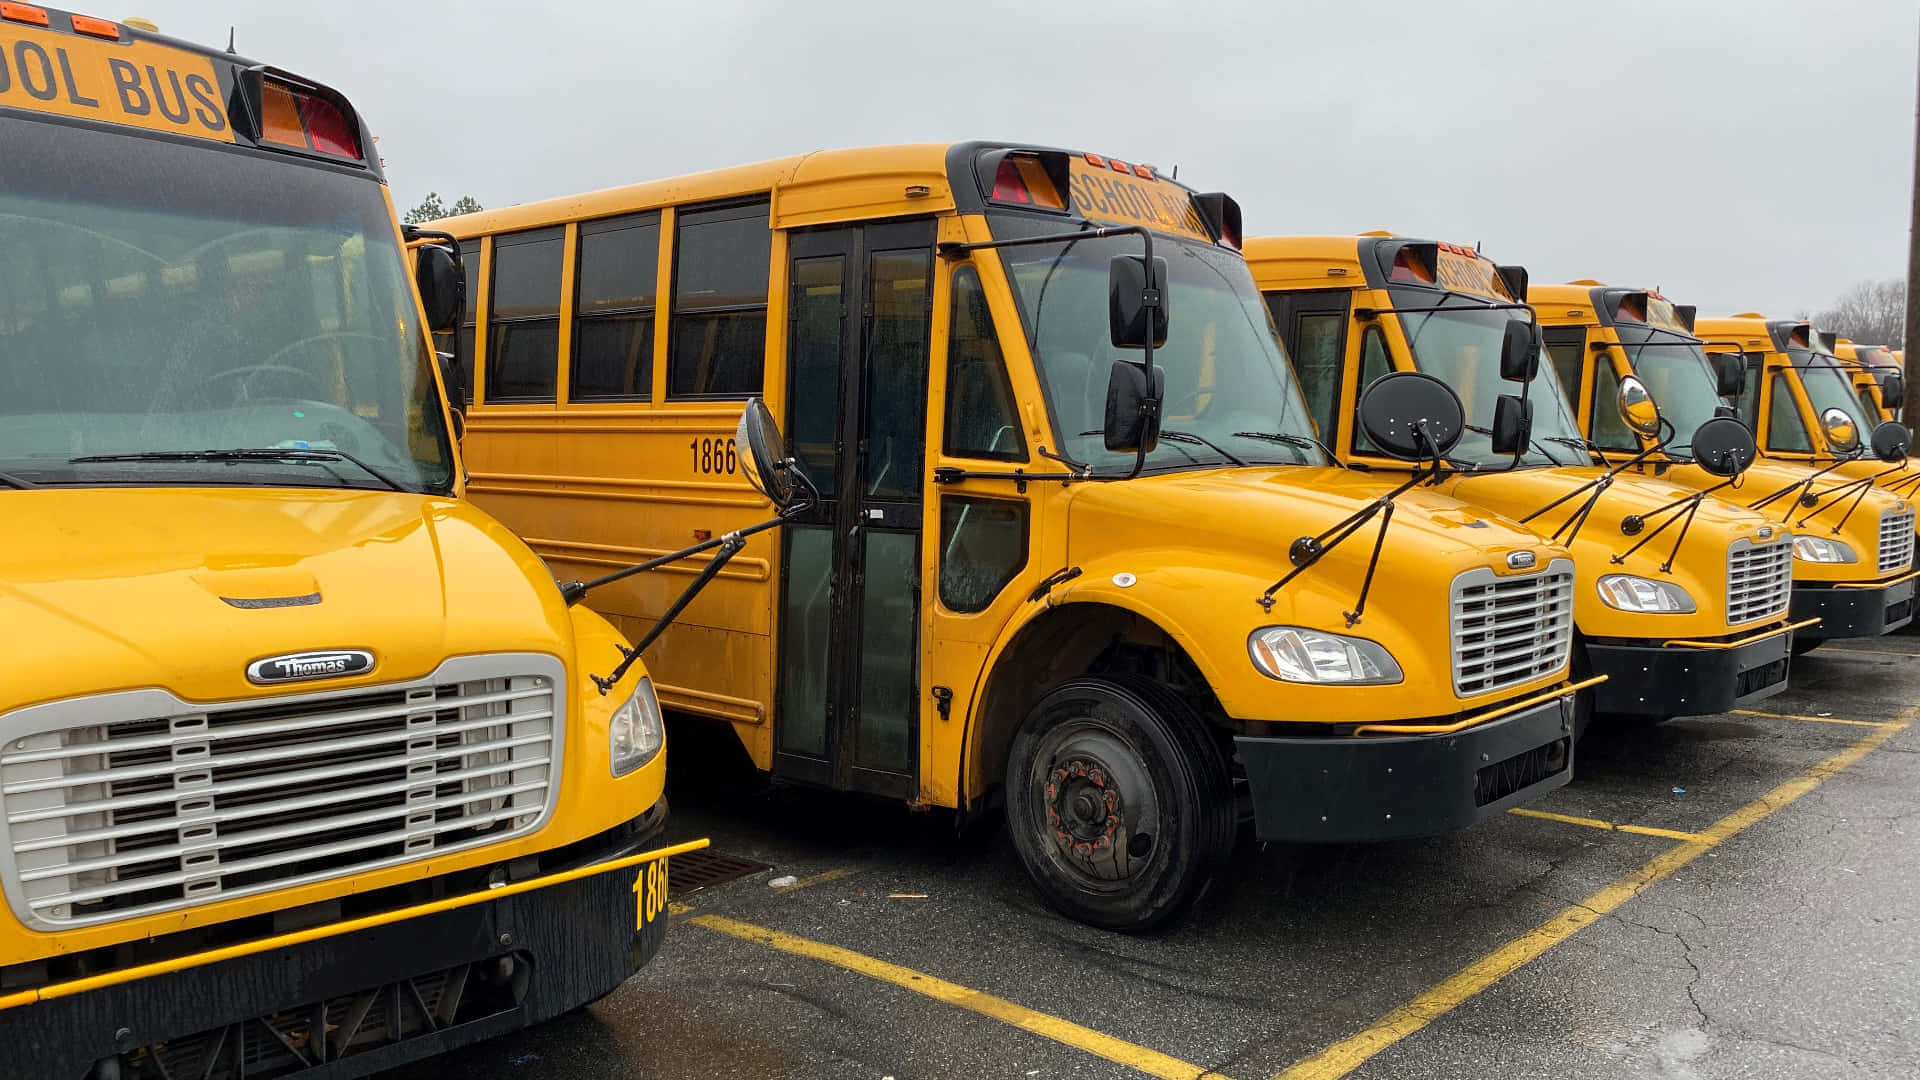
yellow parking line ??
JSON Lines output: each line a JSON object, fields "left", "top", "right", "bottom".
{"left": 671, "top": 865, "right": 859, "bottom": 917}
{"left": 1273, "top": 709, "right": 1910, "bottom": 1080}
{"left": 693, "top": 914, "right": 1230, "bottom": 1080}
{"left": 1506, "top": 808, "right": 1707, "bottom": 843}
{"left": 1732, "top": 708, "right": 1901, "bottom": 729}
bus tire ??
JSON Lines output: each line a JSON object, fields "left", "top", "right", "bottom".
{"left": 1005, "top": 676, "right": 1234, "bottom": 932}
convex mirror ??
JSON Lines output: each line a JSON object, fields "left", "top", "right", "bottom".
{"left": 737, "top": 397, "right": 796, "bottom": 509}
{"left": 1500, "top": 319, "right": 1541, "bottom": 382}
{"left": 1690, "top": 417, "right": 1756, "bottom": 477}
{"left": 1616, "top": 374, "right": 1661, "bottom": 438}
{"left": 1870, "top": 420, "right": 1911, "bottom": 462}
{"left": 1104, "top": 361, "right": 1165, "bottom": 453}
{"left": 1820, "top": 407, "right": 1860, "bottom": 455}
{"left": 1357, "top": 371, "right": 1465, "bottom": 461}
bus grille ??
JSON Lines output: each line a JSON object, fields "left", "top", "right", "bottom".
{"left": 1727, "top": 538, "right": 1792, "bottom": 625}
{"left": 1450, "top": 560, "right": 1575, "bottom": 697}
{"left": 0, "top": 657, "right": 560, "bottom": 930}
{"left": 1880, "top": 509, "right": 1915, "bottom": 574}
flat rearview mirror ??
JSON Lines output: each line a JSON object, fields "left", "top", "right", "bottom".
{"left": 1820, "top": 407, "right": 1860, "bottom": 454}
{"left": 1499, "top": 319, "right": 1540, "bottom": 382}
{"left": 1878, "top": 370, "right": 1906, "bottom": 405}
{"left": 1356, "top": 371, "right": 1464, "bottom": 461}
{"left": 1690, "top": 417, "right": 1756, "bottom": 477}
{"left": 1104, "top": 361, "right": 1165, "bottom": 453}
{"left": 1870, "top": 419, "right": 1910, "bottom": 462}
{"left": 1109, "top": 255, "right": 1171, "bottom": 349}
{"left": 1712, "top": 353, "right": 1746, "bottom": 399}
{"left": 737, "top": 397, "right": 795, "bottom": 509}
{"left": 1489, "top": 394, "right": 1533, "bottom": 456}
{"left": 1616, "top": 374, "right": 1661, "bottom": 438}
{"left": 415, "top": 245, "right": 464, "bottom": 334}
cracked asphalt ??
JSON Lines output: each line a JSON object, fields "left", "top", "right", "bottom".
{"left": 381, "top": 639, "right": 1920, "bottom": 1080}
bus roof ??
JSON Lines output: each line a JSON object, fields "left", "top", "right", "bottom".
{"left": 1693, "top": 314, "right": 1800, "bottom": 354}
{"left": 437, "top": 140, "right": 1234, "bottom": 243}
{"left": 0, "top": 6, "right": 383, "bottom": 179}
{"left": 1240, "top": 235, "right": 1371, "bottom": 289}
{"left": 1527, "top": 282, "right": 1601, "bottom": 321}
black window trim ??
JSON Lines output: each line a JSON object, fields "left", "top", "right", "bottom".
{"left": 666, "top": 196, "right": 773, "bottom": 402}
{"left": 570, "top": 209, "right": 663, "bottom": 404}
{"left": 483, "top": 225, "right": 566, "bottom": 404}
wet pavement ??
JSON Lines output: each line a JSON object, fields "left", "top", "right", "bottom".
{"left": 380, "top": 639, "right": 1920, "bottom": 1080}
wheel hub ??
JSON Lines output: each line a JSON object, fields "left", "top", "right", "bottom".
{"left": 1033, "top": 726, "right": 1161, "bottom": 885}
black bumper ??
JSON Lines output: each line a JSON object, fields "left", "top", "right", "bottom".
{"left": 1586, "top": 628, "right": 1792, "bottom": 718}
{"left": 1235, "top": 694, "right": 1575, "bottom": 844}
{"left": 4, "top": 805, "right": 672, "bottom": 1080}
{"left": 1792, "top": 577, "right": 1917, "bottom": 641}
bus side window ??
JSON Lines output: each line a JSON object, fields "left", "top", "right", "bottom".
{"left": 1589, "top": 360, "right": 1635, "bottom": 451}
{"left": 939, "top": 495, "right": 1029, "bottom": 613}
{"left": 485, "top": 227, "right": 563, "bottom": 402}
{"left": 669, "top": 200, "right": 770, "bottom": 399}
{"left": 1765, "top": 371, "right": 1812, "bottom": 452}
{"left": 1352, "top": 325, "right": 1391, "bottom": 454}
{"left": 1542, "top": 326, "right": 1585, "bottom": 413}
{"left": 573, "top": 213, "right": 660, "bottom": 401}
{"left": 943, "top": 267, "right": 1026, "bottom": 461}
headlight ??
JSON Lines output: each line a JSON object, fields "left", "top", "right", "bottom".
{"left": 609, "top": 675, "right": 664, "bottom": 777}
{"left": 1596, "top": 575, "right": 1696, "bottom": 613}
{"left": 1248, "top": 627, "right": 1402, "bottom": 684}
{"left": 1792, "top": 535, "right": 1857, "bottom": 563}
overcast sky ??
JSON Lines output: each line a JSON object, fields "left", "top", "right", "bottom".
{"left": 142, "top": 0, "right": 1915, "bottom": 318}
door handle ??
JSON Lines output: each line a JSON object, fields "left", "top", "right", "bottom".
{"left": 847, "top": 523, "right": 863, "bottom": 570}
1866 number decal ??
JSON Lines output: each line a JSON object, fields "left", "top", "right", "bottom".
{"left": 634, "top": 857, "right": 670, "bottom": 928}
{"left": 690, "top": 437, "right": 737, "bottom": 475}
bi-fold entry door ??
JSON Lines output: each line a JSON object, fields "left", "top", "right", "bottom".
{"left": 774, "top": 221, "right": 936, "bottom": 798}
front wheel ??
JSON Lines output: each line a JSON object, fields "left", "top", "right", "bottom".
{"left": 1004, "top": 677, "right": 1235, "bottom": 932}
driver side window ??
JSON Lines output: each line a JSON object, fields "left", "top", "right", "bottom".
{"left": 1589, "top": 361, "right": 1636, "bottom": 451}
{"left": 1351, "top": 326, "right": 1392, "bottom": 454}
{"left": 1766, "top": 372, "right": 1812, "bottom": 453}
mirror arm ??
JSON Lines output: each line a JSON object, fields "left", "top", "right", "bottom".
{"left": 1749, "top": 454, "right": 1854, "bottom": 517}
{"left": 1258, "top": 431, "right": 1435, "bottom": 615}
{"left": 1613, "top": 475, "right": 1737, "bottom": 573}
{"left": 587, "top": 530, "right": 745, "bottom": 695}
{"left": 1798, "top": 473, "right": 1879, "bottom": 535}
{"left": 1516, "top": 417, "right": 1673, "bottom": 535}
{"left": 560, "top": 502, "right": 804, "bottom": 607}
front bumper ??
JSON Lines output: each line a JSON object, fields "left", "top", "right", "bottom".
{"left": 1587, "top": 626, "right": 1793, "bottom": 718}
{"left": 1792, "top": 575, "right": 1917, "bottom": 641}
{"left": 2, "top": 805, "right": 676, "bottom": 1080}
{"left": 1235, "top": 692, "right": 1575, "bottom": 844}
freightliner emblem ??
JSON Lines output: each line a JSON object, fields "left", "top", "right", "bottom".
{"left": 1507, "top": 551, "right": 1537, "bottom": 570}
{"left": 246, "top": 649, "right": 375, "bottom": 685}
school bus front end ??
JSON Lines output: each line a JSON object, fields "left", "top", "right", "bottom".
{"left": 1532, "top": 292, "right": 1916, "bottom": 647}
{"left": 1247, "top": 237, "right": 1799, "bottom": 724}
{"left": 444, "top": 143, "right": 1588, "bottom": 932}
{"left": 0, "top": 14, "right": 679, "bottom": 1078}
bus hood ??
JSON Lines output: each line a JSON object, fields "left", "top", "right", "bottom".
{"left": 1441, "top": 466, "right": 1780, "bottom": 551}
{"left": 0, "top": 489, "right": 569, "bottom": 713}
{"left": 1064, "top": 466, "right": 1552, "bottom": 581}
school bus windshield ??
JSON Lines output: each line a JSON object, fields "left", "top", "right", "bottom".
{"left": 1788, "top": 348, "right": 1876, "bottom": 436}
{"left": 994, "top": 219, "right": 1326, "bottom": 472}
{"left": 0, "top": 121, "right": 453, "bottom": 492}
{"left": 1613, "top": 324, "right": 1725, "bottom": 455}
{"left": 1392, "top": 296, "right": 1585, "bottom": 466}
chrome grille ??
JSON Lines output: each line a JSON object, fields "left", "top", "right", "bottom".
{"left": 1450, "top": 559, "right": 1575, "bottom": 697}
{"left": 1879, "top": 509, "right": 1915, "bottom": 574}
{"left": 0, "top": 654, "right": 562, "bottom": 930}
{"left": 1727, "top": 538, "right": 1792, "bottom": 625}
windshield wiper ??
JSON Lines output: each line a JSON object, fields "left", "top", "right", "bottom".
{"left": 1545, "top": 436, "right": 1605, "bottom": 465}
{"left": 0, "top": 469, "right": 38, "bottom": 490}
{"left": 1463, "top": 424, "right": 1569, "bottom": 465}
{"left": 69, "top": 448, "right": 406, "bottom": 492}
{"left": 1079, "top": 429, "right": 1246, "bottom": 467}
{"left": 1231, "top": 430, "right": 1338, "bottom": 466}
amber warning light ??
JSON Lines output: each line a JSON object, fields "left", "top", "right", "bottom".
{"left": 257, "top": 78, "right": 362, "bottom": 160}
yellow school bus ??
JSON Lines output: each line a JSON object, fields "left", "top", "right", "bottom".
{"left": 1836, "top": 340, "right": 1904, "bottom": 422}
{"left": 1246, "top": 237, "right": 1800, "bottom": 724}
{"left": 0, "top": 10, "right": 743, "bottom": 1077}
{"left": 441, "top": 143, "right": 1595, "bottom": 930}
{"left": 1529, "top": 292, "right": 1915, "bottom": 648}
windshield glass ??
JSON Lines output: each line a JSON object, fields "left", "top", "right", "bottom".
{"left": 1390, "top": 294, "right": 1585, "bottom": 467}
{"left": 0, "top": 119, "right": 452, "bottom": 492}
{"left": 992, "top": 217, "right": 1325, "bottom": 473}
{"left": 1614, "top": 324, "right": 1726, "bottom": 457}
{"left": 1788, "top": 348, "right": 1874, "bottom": 441}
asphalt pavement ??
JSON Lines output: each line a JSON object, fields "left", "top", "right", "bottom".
{"left": 381, "top": 638, "right": 1920, "bottom": 1080}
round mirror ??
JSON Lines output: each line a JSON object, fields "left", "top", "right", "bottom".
{"left": 736, "top": 397, "right": 794, "bottom": 509}
{"left": 1615, "top": 375, "right": 1661, "bottom": 438}
{"left": 1356, "top": 372, "right": 1465, "bottom": 461}
{"left": 1820, "top": 407, "right": 1860, "bottom": 454}
{"left": 1870, "top": 419, "right": 1911, "bottom": 463}
{"left": 1689, "top": 417, "right": 1756, "bottom": 478}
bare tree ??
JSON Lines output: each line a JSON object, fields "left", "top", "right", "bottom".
{"left": 1814, "top": 278, "right": 1906, "bottom": 348}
